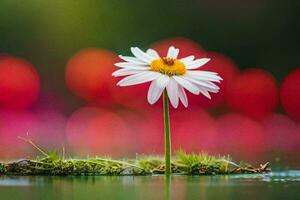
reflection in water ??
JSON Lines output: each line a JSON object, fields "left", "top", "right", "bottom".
{"left": 165, "top": 175, "right": 170, "bottom": 200}
{"left": 0, "top": 171, "right": 300, "bottom": 200}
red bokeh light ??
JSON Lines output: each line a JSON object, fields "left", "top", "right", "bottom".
{"left": 192, "top": 52, "right": 239, "bottom": 109}
{"left": 226, "top": 68, "right": 279, "bottom": 120}
{"left": 150, "top": 37, "right": 206, "bottom": 58}
{"left": 215, "top": 113, "right": 265, "bottom": 158}
{"left": 65, "top": 48, "right": 117, "bottom": 106}
{"left": 281, "top": 68, "right": 300, "bottom": 121}
{"left": 0, "top": 55, "right": 40, "bottom": 109}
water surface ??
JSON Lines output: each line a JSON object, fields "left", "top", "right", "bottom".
{"left": 0, "top": 171, "right": 299, "bottom": 200}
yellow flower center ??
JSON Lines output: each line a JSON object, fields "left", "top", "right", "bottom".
{"left": 150, "top": 57, "right": 186, "bottom": 76}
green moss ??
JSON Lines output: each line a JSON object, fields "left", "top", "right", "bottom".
{"left": 0, "top": 163, "right": 7, "bottom": 174}
{"left": 0, "top": 138, "right": 270, "bottom": 176}
{"left": 0, "top": 151, "right": 270, "bottom": 176}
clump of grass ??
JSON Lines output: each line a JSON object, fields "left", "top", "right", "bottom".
{"left": 0, "top": 163, "right": 7, "bottom": 174}
{"left": 0, "top": 137, "right": 270, "bottom": 176}
{"left": 174, "top": 150, "right": 230, "bottom": 175}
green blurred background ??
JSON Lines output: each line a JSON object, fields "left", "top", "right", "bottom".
{"left": 1, "top": 0, "right": 299, "bottom": 91}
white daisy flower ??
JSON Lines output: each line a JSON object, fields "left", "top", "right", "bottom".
{"left": 112, "top": 46, "right": 222, "bottom": 108}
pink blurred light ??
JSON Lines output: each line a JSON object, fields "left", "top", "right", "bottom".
{"left": 262, "top": 114, "right": 300, "bottom": 153}
{"left": 136, "top": 108, "right": 165, "bottom": 154}
{"left": 66, "top": 106, "right": 107, "bottom": 154}
{"left": 215, "top": 113, "right": 266, "bottom": 158}
{"left": 171, "top": 108, "right": 217, "bottom": 153}
{"left": 66, "top": 106, "right": 131, "bottom": 156}
{"left": 86, "top": 111, "right": 131, "bottom": 156}
{"left": 33, "top": 90, "right": 67, "bottom": 112}
{"left": 0, "top": 109, "right": 39, "bottom": 158}
{"left": 137, "top": 107, "right": 217, "bottom": 154}
{"left": 32, "top": 109, "right": 67, "bottom": 148}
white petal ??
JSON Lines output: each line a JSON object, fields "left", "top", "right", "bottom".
{"left": 112, "top": 68, "right": 149, "bottom": 77}
{"left": 119, "top": 55, "right": 147, "bottom": 65}
{"left": 167, "top": 46, "right": 179, "bottom": 59}
{"left": 200, "top": 85, "right": 219, "bottom": 93}
{"left": 183, "top": 76, "right": 220, "bottom": 90}
{"left": 207, "top": 88, "right": 219, "bottom": 93}
{"left": 198, "top": 87, "right": 211, "bottom": 99}
{"left": 147, "top": 80, "right": 165, "bottom": 104}
{"left": 131, "top": 47, "right": 155, "bottom": 64}
{"left": 173, "top": 76, "right": 200, "bottom": 95}
{"left": 117, "top": 71, "right": 161, "bottom": 86}
{"left": 180, "top": 56, "right": 195, "bottom": 65}
{"left": 115, "top": 62, "right": 150, "bottom": 69}
{"left": 186, "top": 71, "right": 222, "bottom": 82}
{"left": 185, "top": 58, "right": 211, "bottom": 69}
{"left": 178, "top": 85, "right": 188, "bottom": 108}
{"left": 166, "top": 78, "right": 179, "bottom": 108}
{"left": 189, "top": 70, "right": 219, "bottom": 75}
{"left": 146, "top": 49, "right": 160, "bottom": 58}
{"left": 156, "top": 74, "right": 170, "bottom": 88}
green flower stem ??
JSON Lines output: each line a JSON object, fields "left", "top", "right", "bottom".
{"left": 163, "top": 90, "right": 171, "bottom": 175}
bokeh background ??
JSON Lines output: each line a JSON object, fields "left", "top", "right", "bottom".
{"left": 0, "top": 0, "right": 299, "bottom": 168}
